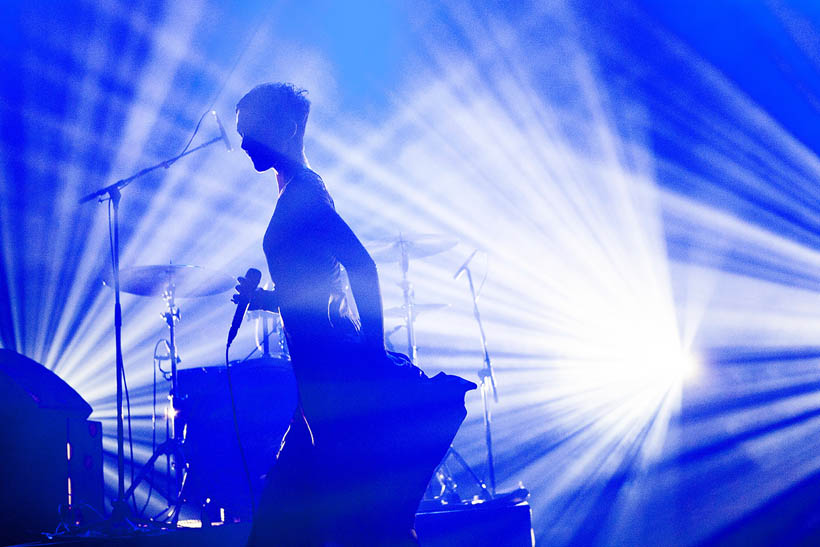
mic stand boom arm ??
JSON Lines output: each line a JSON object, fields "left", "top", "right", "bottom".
{"left": 78, "top": 135, "right": 223, "bottom": 204}
{"left": 77, "top": 134, "right": 225, "bottom": 524}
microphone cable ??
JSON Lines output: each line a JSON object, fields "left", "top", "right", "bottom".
{"left": 168, "top": 1, "right": 278, "bottom": 168}
{"left": 226, "top": 341, "right": 257, "bottom": 516}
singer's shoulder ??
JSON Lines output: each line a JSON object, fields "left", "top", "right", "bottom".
{"left": 286, "top": 168, "right": 334, "bottom": 208}
{"left": 294, "top": 167, "right": 326, "bottom": 190}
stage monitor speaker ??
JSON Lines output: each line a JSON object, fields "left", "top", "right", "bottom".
{"left": 0, "top": 349, "right": 102, "bottom": 545}
{"left": 0, "top": 349, "right": 92, "bottom": 418}
{"left": 67, "top": 418, "right": 104, "bottom": 518}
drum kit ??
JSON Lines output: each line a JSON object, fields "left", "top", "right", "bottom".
{"left": 101, "top": 233, "right": 497, "bottom": 522}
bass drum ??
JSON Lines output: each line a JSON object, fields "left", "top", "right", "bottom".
{"left": 177, "top": 356, "right": 297, "bottom": 520}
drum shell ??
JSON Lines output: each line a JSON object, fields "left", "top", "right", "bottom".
{"left": 178, "top": 357, "right": 297, "bottom": 518}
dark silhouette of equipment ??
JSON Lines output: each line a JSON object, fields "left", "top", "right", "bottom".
{"left": 177, "top": 357, "right": 297, "bottom": 520}
{"left": 0, "top": 349, "right": 103, "bottom": 545}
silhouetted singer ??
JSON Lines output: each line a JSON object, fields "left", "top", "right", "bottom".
{"left": 233, "top": 83, "right": 474, "bottom": 546}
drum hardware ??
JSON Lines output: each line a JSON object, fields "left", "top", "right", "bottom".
{"left": 248, "top": 309, "right": 288, "bottom": 359}
{"left": 104, "top": 264, "right": 236, "bottom": 524}
{"left": 395, "top": 234, "right": 420, "bottom": 364}
{"left": 383, "top": 303, "right": 448, "bottom": 354}
{"left": 247, "top": 284, "right": 289, "bottom": 360}
{"left": 383, "top": 303, "right": 449, "bottom": 318}
{"left": 368, "top": 234, "right": 457, "bottom": 364}
{"left": 428, "top": 447, "right": 493, "bottom": 504}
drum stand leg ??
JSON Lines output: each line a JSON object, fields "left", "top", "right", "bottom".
{"left": 431, "top": 446, "right": 493, "bottom": 502}
{"left": 122, "top": 437, "right": 189, "bottom": 522}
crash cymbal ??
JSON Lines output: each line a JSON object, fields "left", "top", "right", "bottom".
{"left": 384, "top": 303, "right": 449, "bottom": 318}
{"left": 105, "top": 265, "right": 236, "bottom": 297}
{"left": 367, "top": 234, "right": 457, "bottom": 263}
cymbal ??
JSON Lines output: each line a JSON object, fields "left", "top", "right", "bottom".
{"left": 105, "top": 265, "right": 236, "bottom": 297}
{"left": 367, "top": 234, "right": 457, "bottom": 263}
{"left": 384, "top": 303, "right": 449, "bottom": 318}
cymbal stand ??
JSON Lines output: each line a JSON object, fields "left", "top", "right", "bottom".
{"left": 120, "top": 285, "right": 189, "bottom": 524}
{"left": 461, "top": 265, "right": 498, "bottom": 496}
{"left": 397, "top": 234, "right": 418, "bottom": 364}
{"left": 156, "top": 286, "right": 188, "bottom": 523}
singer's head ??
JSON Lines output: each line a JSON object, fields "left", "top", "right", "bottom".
{"left": 236, "top": 83, "right": 310, "bottom": 173}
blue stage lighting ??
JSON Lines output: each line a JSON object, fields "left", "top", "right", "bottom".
{"left": 6, "top": 0, "right": 820, "bottom": 544}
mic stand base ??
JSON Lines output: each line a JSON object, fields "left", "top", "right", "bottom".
{"left": 107, "top": 499, "right": 137, "bottom": 531}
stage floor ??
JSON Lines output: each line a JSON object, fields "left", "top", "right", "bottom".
{"left": 7, "top": 502, "right": 534, "bottom": 547}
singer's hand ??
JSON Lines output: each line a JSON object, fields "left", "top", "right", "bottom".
{"left": 232, "top": 285, "right": 277, "bottom": 312}
{"left": 231, "top": 286, "right": 261, "bottom": 311}
{"left": 233, "top": 275, "right": 253, "bottom": 303}
{"left": 233, "top": 274, "right": 256, "bottom": 295}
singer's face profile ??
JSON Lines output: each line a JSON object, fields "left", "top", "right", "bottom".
{"left": 237, "top": 108, "right": 272, "bottom": 172}
{"left": 240, "top": 134, "right": 274, "bottom": 172}
{"left": 236, "top": 107, "right": 293, "bottom": 172}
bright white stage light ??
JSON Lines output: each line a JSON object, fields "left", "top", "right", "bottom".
{"left": 677, "top": 351, "right": 701, "bottom": 381}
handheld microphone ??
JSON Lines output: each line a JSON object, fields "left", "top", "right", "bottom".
{"left": 227, "top": 268, "right": 262, "bottom": 347}
{"left": 453, "top": 249, "right": 479, "bottom": 280}
{"left": 211, "top": 110, "right": 233, "bottom": 151}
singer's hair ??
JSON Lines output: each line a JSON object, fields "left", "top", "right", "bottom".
{"left": 236, "top": 83, "right": 310, "bottom": 140}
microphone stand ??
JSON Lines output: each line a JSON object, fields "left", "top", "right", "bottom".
{"left": 462, "top": 266, "right": 498, "bottom": 496}
{"left": 78, "top": 134, "right": 225, "bottom": 527}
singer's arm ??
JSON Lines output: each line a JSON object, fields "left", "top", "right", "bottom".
{"left": 320, "top": 208, "right": 385, "bottom": 351}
